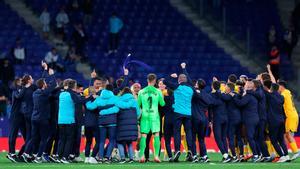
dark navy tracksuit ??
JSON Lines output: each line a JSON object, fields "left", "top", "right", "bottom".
{"left": 45, "top": 87, "right": 61, "bottom": 155}
{"left": 161, "top": 93, "right": 174, "bottom": 158}
{"left": 191, "top": 90, "right": 211, "bottom": 157}
{"left": 72, "top": 97, "right": 85, "bottom": 157}
{"left": 24, "top": 75, "right": 56, "bottom": 157}
{"left": 21, "top": 85, "right": 37, "bottom": 149}
{"left": 8, "top": 86, "right": 26, "bottom": 155}
{"left": 265, "top": 91, "right": 288, "bottom": 157}
{"left": 234, "top": 91, "right": 259, "bottom": 156}
{"left": 251, "top": 88, "right": 270, "bottom": 157}
{"left": 227, "top": 93, "right": 244, "bottom": 157}
{"left": 84, "top": 90, "right": 102, "bottom": 158}
{"left": 209, "top": 91, "right": 231, "bottom": 155}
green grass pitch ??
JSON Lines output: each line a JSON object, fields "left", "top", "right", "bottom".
{"left": 1, "top": 153, "right": 300, "bottom": 169}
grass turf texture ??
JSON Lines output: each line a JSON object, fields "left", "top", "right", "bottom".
{"left": 1, "top": 153, "right": 300, "bottom": 169}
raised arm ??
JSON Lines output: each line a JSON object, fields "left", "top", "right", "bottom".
{"left": 163, "top": 74, "right": 179, "bottom": 90}
{"left": 267, "top": 64, "right": 276, "bottom": 83}
{"left": 181, "top": 62, "right": 193, "bottom": 86}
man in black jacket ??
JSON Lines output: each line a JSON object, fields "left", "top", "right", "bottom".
{"left": 6, "top": 78, "right": 26, "bottom": 162}
{"left": 21, "top": 62, "right": 57, "bottom": 163}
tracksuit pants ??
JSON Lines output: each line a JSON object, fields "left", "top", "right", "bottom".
{"left": 213, "top": 120, "right": 228, "bottom": 155}
{"left": 227, "top": 121, "right": 244, "bottom": 157}
{"left": 269, "top": 123, "right": 288, "bottom": 157}
{"left": 256, "top": 120, "right": 270, "bottom": 157}
{"left": 24, "top": 120, "right": 49, "bottom": 157}
{"left": 24, "top": 116, "right": 32, "bottom": 148}
{"left": 72, "top": 124, "right": 82, "bottom": 157}
{"left": 8, "top": 116, "right": 26, "bottom": 155}
{"left": 58, "top": 124, "right": 75, "bottom": 158}
{"left": 45, "top": 121, "right": 59, "bottom": 155}
{"left": 192, "top": 119, "right": 208, "bottom": 157}
{"left": 173, "top": 113, "right": 194, "bottom": 154}
{"left": 164, "top": 119, "right": 174, "bottom": 158}
{"left": 244, "top": 121, "right": 259, "bottom": 156}
{"left": 84, "top": 126, "right": 100, "bottom": 158}
{"left": 99, "top": 126, "right": 116, "bottom": 159}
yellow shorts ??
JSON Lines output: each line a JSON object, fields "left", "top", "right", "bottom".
{"left": 285, "top": 117, "right": 299, "bottom": 133}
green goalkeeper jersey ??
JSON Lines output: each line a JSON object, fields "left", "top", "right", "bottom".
{"left": 138, "top": 85, "right": 165, "bottom": 120}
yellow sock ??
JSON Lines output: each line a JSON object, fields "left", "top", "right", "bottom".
{"left": 290, "top": 142, "right": 299, "bottom": 153}
{"left": 181, "top": 137, "right": 188, "bottom": 152}
{"left": 266, "top": 140, "right": 277, "bottom": 156}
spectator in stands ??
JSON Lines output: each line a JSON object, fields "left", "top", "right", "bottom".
{"left": 39, "top": 7, "right": 51, "bottom": 39}
{"left": 0, "top": 58, "right": 15, "bottom": 87}
{"left": 71, "top": 23, "right": 88, "bottom": 55}
{"left": 267, "top": 25, "right": 278, "bottom": 48}
{"left": 12, "top": 37, "right": 26, "bottom": 64}
{"left": 65, "top": 46, "right": 80, "bottom": 64}
{"left": 282, "top": 27, "right": 298, "bottom": 60}
{"left": 0, "top": 80, "right": 9, "bottom": 117}
{"left": 268, "top": 46, "right": 280, "bottom": 80}
{"left": 107, "top": 12, "right": 123, "bottom": 55}
{"left": 55, "top": 7, "right": 69, "bottom": 40}
{"left": 44, "top": 47, "right": 65, "bottom": 72}
{"left": 82, "top": 0, "right": 93, "bottom": 25}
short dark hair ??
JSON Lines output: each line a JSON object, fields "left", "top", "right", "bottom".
{"left": 261, "top": 73, "right": 271, "bottom": 81}
{"left": 236, "top": 80, "right": 245, "bottom": 87}
{"left": 120, "top": 87, "right": 132, "bottom": 95}
{"left": 228, "top": 74, "right": 237, "bottom": 83}
{"left": 226, "top": 82, "right": 235, "bottom": 91}
{"left": 278, "top": 80, "right": 287, "bottom": 88}
{"left": 271, "top": 83, "right": 279, "bottom": 92}
{"left": 36, "top": 78, "right": 46, "bottom": 89}
{"left": 263, "top": 80, "right": 272, "bottom": 90}
{"left": 22, "top": 74, "right": 31, "bottom": 85}
{"left": 106, "top": 84, "right": 114, "bottom": 91}
{"left": 68, "top": 80, "right": 77, "bottom": 89}
{"left": 212, "top": 81, "right": 221, "bottom": 90}
{"left": 252, "top": 79, "right": 261, "bottom": 89}
{"left": 147, "top": 73, "right": 157, "bottom": 83}
{"left": 197, "top": 79, "right": 206, "bottom": 89}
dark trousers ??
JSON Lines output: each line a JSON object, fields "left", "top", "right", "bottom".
{"left": 99, "top": 126, "right": 116, "bottom": 159}
{"left": 269, "top": 123, "right": 288, "bottom": 157}
{"left": 109, "top": 33, "right": 119, "bottom": 51}
{"left": 24, "top": 116, "right": 32, "bottom": 149}
{"left": 58, "top": 124, "right": 75, "bottom": 158}
{"left": 24, "top": 120, "right": 49, "bottom": 157}
{"left": 192, "top": 119, "right": 208, "bottom": 157}
{"left": 227, "top": 121, "right": 244, "bottom": 156}
{"left": 164, "top": 120, "right": 174, "bottom": 158}
{"left": 45, "top": 121, "right": 59, "bottom": 155}
{"left": 245, "top": 121, "right": 259, "bottom": 156}
{"left": 84, "top": 126, "right": 100, "bottom": 157}
{"left": 72, "top": 124, "right": 82, "bottom": 157}
{"left": 213, "top": 120, "right": 228, "bottom": 155}
{"left": 8, "top": 116, "right": 26, "bottom": 155}
{"left": 256, "top": 120, "right": 270, "bottom": 157}
{"left": 173, "top": 113, "right": 194, "bottom": 154}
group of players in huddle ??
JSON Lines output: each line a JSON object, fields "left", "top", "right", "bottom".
{"left": 6, "top": 61, "right": 300, "bottom": 164}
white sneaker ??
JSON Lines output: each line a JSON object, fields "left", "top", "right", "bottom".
{"left": 285, "top": 155, "right": 290, "bottom": 161}
{"left": 89, "top": 157, "right": 98, "bottom": 164}
{"left": 291, "top": 151, "right": 300, "bottom": 161}
{"left": 84, "top": 157, "right": 90, "bottom": 163}
{"left": 277, "top": 156, "right": 288, "bottom": 163}
{"left": 74, "top": 156, "right": 84, "bottom": 162}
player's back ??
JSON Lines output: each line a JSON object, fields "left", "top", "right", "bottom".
{"left": 138, "top": 85, "right": 164, "bottom": 119}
